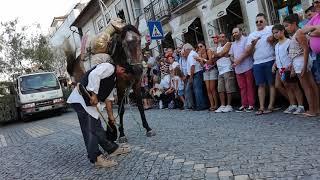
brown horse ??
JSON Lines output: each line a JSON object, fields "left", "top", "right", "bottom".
{"left": 65, "top": 24, "right": 155, "bottom": 143}
{"left": 108, "top": 24, "right": 155, "bottom": 142}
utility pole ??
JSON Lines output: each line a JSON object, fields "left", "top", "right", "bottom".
{"left": 149, "top": 0, "right": 163, "bottom": 55}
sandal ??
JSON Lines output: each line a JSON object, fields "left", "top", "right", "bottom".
{"left": 302, "top": 112, "right": 317, "bottom": 117}
{"left": 209, "top": 107, "right": 216, "bottom": 111}
{"left": 110, "top": 146, "right": 131, "bottom": 157}
{"left": 255, "top": 109, "right": 264, "bottom": 115}
{"left": 263, "top": 109, "right": 273, "bottom": 114}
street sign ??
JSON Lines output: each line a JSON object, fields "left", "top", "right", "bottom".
{"left": 147, "top": 21, "right": 164, "bottom": 40}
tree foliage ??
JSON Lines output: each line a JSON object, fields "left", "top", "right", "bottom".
{"left": 0, "top": 19, "right": 56, "bottom": 79}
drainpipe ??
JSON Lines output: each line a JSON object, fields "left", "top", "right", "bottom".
{"left": 124, "top": 0, "right": 132, "bottom": 24}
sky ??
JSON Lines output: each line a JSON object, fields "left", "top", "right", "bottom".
{"left": 0, "top": 0, "right": 81, "bottom": 34}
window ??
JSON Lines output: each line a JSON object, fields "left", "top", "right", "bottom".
{"left": 19, "top": 73, "right": 60, "bottom": 94}
{"left": 105, "top": 11, "right": 111, "bottom": 24}
{"left": 115, "top": 1, "right": 126, "bottom": 22}
{"left": 132, "top": 0, "right": 142, "bottom": 18}
{"left": 95, "top": 16, "right": 105, "bottom": 33}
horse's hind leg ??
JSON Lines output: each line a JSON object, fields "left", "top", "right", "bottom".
{"left": 133, "top": 82, "right": 156, "bottom": 137}
{"left": 117, "top": 87, "right": 127, "bottom": 143}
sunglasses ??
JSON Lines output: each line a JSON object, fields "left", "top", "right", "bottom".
{"left": 198, "top": 45, "right": 204, "bottom": 48}
{"left": 256, "top": 20, "right": 264, "bottom": 24}
{"left": 314, "top": 0, "right": 320, "bottom": 4}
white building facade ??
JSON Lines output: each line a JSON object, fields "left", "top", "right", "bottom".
{"left": 67, "top": 0, "right": 313, "bottom": 57}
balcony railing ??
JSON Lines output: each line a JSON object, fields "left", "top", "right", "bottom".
{"left": 144, "top": 0, "right": 199, "bottom": 21}
{"left": 144, "top": 0, "right": 170, "bottom": 21}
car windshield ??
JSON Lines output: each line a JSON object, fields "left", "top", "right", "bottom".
{"left": 19, "top": 73, "right": 59, "bottom": 94}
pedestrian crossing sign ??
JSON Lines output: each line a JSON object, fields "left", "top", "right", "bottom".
{"left": 147, "top": 21, "right": 164, "bottom": 40}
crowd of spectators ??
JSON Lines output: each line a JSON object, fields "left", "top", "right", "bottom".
{"left": 139, "top": 2, "right": 320, "bottom": 117}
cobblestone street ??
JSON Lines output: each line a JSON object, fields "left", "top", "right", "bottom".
{"left": 1, "top": 108, "right": 320, "bottom": 180}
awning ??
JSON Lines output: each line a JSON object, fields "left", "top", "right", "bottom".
{"left": 206, "top": 0, "right": 233, "bottom": 23}
{"left": 171, "top": 17, "right": 197, "bottom": 39}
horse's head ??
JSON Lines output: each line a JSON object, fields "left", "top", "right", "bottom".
{"left": 120, "top": 25, "right": 142, "bottom": 65}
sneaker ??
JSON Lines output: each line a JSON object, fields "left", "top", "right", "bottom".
{"left": 235, "top": 106, "right": 246, "bottom": 112}
{"left": 293, "top": 106, "right": 305, "bottom": 115}
{"left": 215, "top": 105, "right": 226, "bottom": 113}
{"left": 246, "top": 106, "right": 254, "bottom": 112}
{"left": 222, "top": 105, "right": 233, "bottom": 113}
{"left": 95, "top": 155, "right": 118, "bottom": 168}
{"left": 283, "top": 105, "right": 297, "bottom": 114}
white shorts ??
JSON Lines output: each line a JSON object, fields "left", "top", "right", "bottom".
{"left": 203, "top": 68, "right": 218, "bottom": 81}
{"left": 293, "top": 55, "right": 312, "bottom": 74}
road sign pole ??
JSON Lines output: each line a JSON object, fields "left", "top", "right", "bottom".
{"left": 150, "top": 1, "right": 162, "bottom": 55}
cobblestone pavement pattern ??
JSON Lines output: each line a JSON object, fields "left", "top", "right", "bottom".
{"left": 1, "top": 108, "right": 320, "bottom": 180}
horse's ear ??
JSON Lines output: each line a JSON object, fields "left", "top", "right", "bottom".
{"left": 134, "top": 16, "right": 139, "bottom": 29}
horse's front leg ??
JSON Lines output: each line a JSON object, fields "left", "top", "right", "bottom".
{"left": 133, "top": 82, "right": 156, "bottom": 137}
{"left": 117, "top": 87, "right": 128, "bottom": 143}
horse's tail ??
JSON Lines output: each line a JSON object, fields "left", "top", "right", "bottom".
{"left": 63, "top": 39, "right": 85, "bottom": 82}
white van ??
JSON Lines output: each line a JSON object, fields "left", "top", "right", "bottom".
{"left": 15, "top": 72, "right": 65, "bottom": 120}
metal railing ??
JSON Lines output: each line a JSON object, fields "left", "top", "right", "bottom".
{"left": 168, "top": 0, "right": 195, "bottom": 10}
{"left": 143, "top": 0, "right": 170, "bottom": 21}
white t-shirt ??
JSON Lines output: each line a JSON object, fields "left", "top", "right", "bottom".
{"left": 159, "top": 74, "right": 171, "bottom": 89}
{"left": 187, "top": 50, "right": 202, "bottom": 75}
{"left": 247, "top": 25, "right": 275, "bottom": 65}
{"left": 173, "top": 76, "right": 184, "bottom": 90}
{"left": 216, "top": 43, "right": 233, "bottom": 75}
{"left": 275, "top": 39, "right": 291, "bottom": 69}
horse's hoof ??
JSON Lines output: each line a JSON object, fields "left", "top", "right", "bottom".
{"left": 146, "top": 130, "right": 156, "bottom": 137}
{"left": 118, "top": 136, "right": 128, "bottom": 143}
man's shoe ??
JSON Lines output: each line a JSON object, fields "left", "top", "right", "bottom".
{"left": 215, "top": 106, "right": 226, "bottom": 113}
{"left": 246, "top": 106, "right": 254, "bottom": 112}
{"left": 222, "top": 105, "right": 233, "bottom": 113}
{"left": 109, "top": 146, "right": 131, "bottom": 157}
{"left": 235, "top": 106, "right": 246, "bottom": 112}
{"left": 95, "top": 155, "right": 118, "bottom": 168}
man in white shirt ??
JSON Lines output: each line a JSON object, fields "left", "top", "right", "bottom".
{"left": 184, "top": 43, "right": 207, "bottom": 110}
{"left": 67, "top": 62, "right": 130, "bottom": 168}
{"left": 245, "top": 13, "right": 276, "bottom": 115}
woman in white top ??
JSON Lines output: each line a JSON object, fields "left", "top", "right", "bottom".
{"left": 272, "top": 24, "right": 305, "bottom": 114}
{"left": 283, "top": 14, "right": 320, "bottom": 117}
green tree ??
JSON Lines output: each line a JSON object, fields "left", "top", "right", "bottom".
{"left": 0, "top": 19, "right": 56, "bottom": 78}
{"left": 0, "top": 19, "right": 27, "bottom": 74}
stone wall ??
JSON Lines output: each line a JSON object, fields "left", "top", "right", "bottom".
{"left": 0, "top": 95, "right": 17, "bottom": 122}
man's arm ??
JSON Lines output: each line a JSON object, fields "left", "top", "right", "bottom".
{"left": 87, "top": 63, "right": 115, "bottom": 94}
{"left": 105, "top": 99, "right": 115, "bottom": 123}
{"left": 214, "top": 42, "right": 232, "bottom": 58}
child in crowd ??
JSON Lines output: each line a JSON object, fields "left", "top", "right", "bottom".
{"left": 272, "top": 24, "right": 305, "bottom": 114}
{"left": 173, "top": 67, "right": 185, "bottom": 109}
{"left": 283, "top": 14, "right": 320, "bottom": 117}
